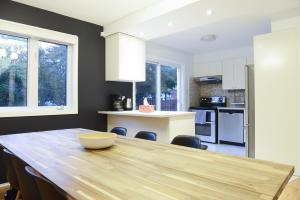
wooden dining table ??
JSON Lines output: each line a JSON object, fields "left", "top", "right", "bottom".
{"left": 0, "top": 128, "right": 294, "bottom": 200}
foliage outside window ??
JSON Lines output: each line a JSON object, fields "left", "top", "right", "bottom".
{"left": 38, "top": 41, "right": 67, "bottom": 106}
{"left": 0, "top": 34, "right": 27, "bottom": 107}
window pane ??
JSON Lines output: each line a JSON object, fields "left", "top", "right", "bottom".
{"left": 161, "top": 65, "right": 178, "bottom": 111}
{"left": 38, "top": 41, "right": 67, "bottom": 106}
{"left": 0, "top": 34, "right": 28, "bottom": 107}
{"left": 136, "top": 63, "right": 157, "bottom": 109}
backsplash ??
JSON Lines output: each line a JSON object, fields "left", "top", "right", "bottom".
{"left": 190, "top": 81, "right": 245, "bottom": 107}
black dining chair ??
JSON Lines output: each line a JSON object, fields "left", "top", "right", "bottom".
{"left": 25, "top": 166, "right": 67, "bottom": 200}
{"left": 10, "top": 153, "right": 41, "bottom": 200}
{"left": 110, "top": 127, "right": 127, "bottom": 136}
{"left": 1, "top": 148, "right": 20, "bottom": 200}
{"left": 135, "top": 131, "right": 157, "bottom": 141}
{"left": 171, "top": 135, "right": 208, "bottom": 150}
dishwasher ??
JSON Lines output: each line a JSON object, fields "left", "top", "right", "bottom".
{"left": 218, "top": 109, "right": 244, "bottom": 145}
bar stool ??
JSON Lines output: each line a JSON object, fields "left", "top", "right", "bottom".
{"left": 10, "top": 153, "right": 41, "bottom": 200}
{"left": 171, "top": 135, "right": 208, "bottom": 150}
{"left": 110, "top": 127, "right": 127, "bottom": 136}
{"left": 25, "top": 166, "right": 67, "bottom": 200}
{"left": 135, "top": 131, "right": 157, "bottom": 141}
{"left": 1, "top": 148, "right": 20, "bottom": 200}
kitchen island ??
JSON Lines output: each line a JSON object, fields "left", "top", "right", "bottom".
{"left": 98, "top": 111, "right": 195, "bottom": 143}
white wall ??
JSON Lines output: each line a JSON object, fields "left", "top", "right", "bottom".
{"left": 271, "top": 15, "right": 300, "bottom": 32}
{"left": 254, "top": 27, "right": 300, "bottom": 176}
{"left": 193, "top": 46, "right": 254, "bottom": 65}
{"left": 255, "top": 15, "right": 300, "bottom": 176}
{"left": 146, "top": 42, "right": 193, "bottom": 111}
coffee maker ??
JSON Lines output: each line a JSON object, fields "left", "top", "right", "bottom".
{"left": 110, "top": 95, "right": 132, "bottom": 111}
{"left": 111, "top": 95, "right": 124, "bottom": 111}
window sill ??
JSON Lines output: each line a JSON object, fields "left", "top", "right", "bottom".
{"left": 0, "top": 107, "right": 78, "bottom": 118}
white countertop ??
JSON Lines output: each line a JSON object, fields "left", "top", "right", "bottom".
{"left": 97, "top": 111, "right": 195, "bottom": 118}
{"left": 218, "top": 107, "right": 245, "bottom": 111}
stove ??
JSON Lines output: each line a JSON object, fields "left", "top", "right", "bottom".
{"left": 190, "top": 96, "right": 226, "bottom": 143}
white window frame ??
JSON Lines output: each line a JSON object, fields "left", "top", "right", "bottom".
{"left": 145, "top": 59, "right": 182, "bottom": 111}
{"left": 0, "top": 19, "right": 78, "bottom": 117}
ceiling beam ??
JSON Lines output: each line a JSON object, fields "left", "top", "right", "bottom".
{"left": 102, "top": 0, "right": 200, "bottom": 37}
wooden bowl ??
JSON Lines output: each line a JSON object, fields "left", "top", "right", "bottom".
{"left": 79, "top": 132, "right": 117, "bottom": 149}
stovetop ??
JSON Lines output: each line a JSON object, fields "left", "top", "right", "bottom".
{"left": 190, "top": 96, "right": 226, "bottom": 110}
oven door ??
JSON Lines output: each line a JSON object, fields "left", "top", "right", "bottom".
{"left": 192, "top": 110, "right": 216, "bottom": 143}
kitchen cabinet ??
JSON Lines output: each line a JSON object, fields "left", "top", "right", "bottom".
{"left": 193, "top": 61, "right": 222, "bottom": 77}
{"left": 105, "top": 33, "right": 145, "bottom": 82}
{"left": 222, "top": 58, "right": 246, "bottom": 90}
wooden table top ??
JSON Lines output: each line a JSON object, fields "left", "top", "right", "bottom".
{"left": 0, "top": 129, "right": 294, "bottom": 200}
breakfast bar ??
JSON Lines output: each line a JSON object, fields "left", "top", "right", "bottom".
{"left": 98, "top": 111, "right": 196, "bottom": 143}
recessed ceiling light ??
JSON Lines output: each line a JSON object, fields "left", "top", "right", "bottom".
{"left": 206, "top": 9, "right": 213, "bottom": 16}
{"left": 139, "top": 32, "right": 145, "bottom": 36}
{"left": 201, "top": 34, "right": 217, "bottom": 42}
{"left": 167, "top": 22, "right": 173, "bottom": 27}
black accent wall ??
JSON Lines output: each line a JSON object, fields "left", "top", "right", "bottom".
{"left": 0, "top": 0, "right": 132, "bottom": 182}
{"left": 0, "top": 0, "right": 133, "bottom": 133}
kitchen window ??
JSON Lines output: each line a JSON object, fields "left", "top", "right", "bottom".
{"left": 136, "top": 62, "right": 181, "bottom": 111}
{"left": 0, "top": 19, "right": 78, "bottom": 117}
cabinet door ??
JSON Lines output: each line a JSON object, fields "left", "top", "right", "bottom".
{"left": 234, "top": 58, "right": 246, "bottom": 89}
{"left": 208, "top": 61, "right": 222, "bottom": 76}
{"left": 193, "top": 63, "right": 209, "bottom": 77}
{"left": 222, "top": 60, "right": 235, "bottom": 89}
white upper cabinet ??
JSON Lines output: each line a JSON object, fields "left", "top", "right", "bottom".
{"left": 193, "top": 61, "right": 222, "bottom": 77}
{"left": 105, "top": 33, "right": 145, "bottom": 82}
{"left": 222, "top": 60, "right": 235, "bottom": 89}
{"left": 234, "top": 58, "right": 246, "bottom": 89}
{"left": 222, "top": 58, "right": 246, "bottom": 90}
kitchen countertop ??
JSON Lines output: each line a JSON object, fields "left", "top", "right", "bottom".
{"left": 218, "top": 107, "right": 245, "bottom": 111}
{"left": 97, "top": 110, "right": 195, "bottom": 118}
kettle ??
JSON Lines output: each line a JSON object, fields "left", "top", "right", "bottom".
{"left": 125, "top": 98, "right": 132, "bottom": 110}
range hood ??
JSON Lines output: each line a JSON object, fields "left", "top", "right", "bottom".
{"left": 194, "top": 75, "right": 222, "bottom": 84}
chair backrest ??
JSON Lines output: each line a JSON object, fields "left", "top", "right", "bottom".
{"left": 10, "top": 153, "right": 41, "bottom": 200}
{"left": 1, "top": 148, "right": 19, "bottom": 190}
{"left": 25, "top": 166, "right": 67, "bottom": 200}
{"left": 171, "top": 135, "right": 201, "bottom": 149}
{"left": 135, "top": 131, "right": 157, "bottom": 141}
{"left": 110, "top": 127, "right": 127, "bottom": 136}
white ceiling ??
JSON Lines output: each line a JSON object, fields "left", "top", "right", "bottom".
{"left": 12, "top": 0, "right": 160, "bottom": 25}
{"left": 12, "top": 0, "right": 300, "bottom": 54}
{"left": 151, "top": 16, "right": 271, "bottom": 54}
{"left": 117, "top": 0, "right": 300, "bottom": 39}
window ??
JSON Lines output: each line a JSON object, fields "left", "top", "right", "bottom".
{"left": 0, "top": 19, "right": 78, "bottom": 117}
{"left": 136, "top": 62, "right": 181, "bottom": 111}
